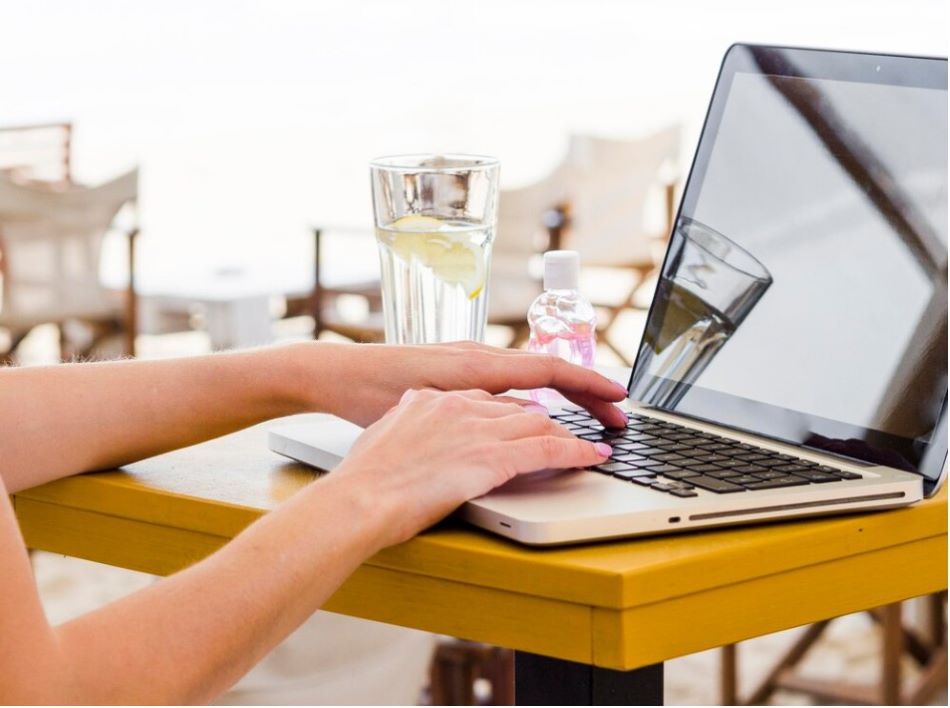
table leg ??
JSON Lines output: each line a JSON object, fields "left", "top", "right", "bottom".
{"left": 514, "top": 651, "right": 663, "bottom": 706}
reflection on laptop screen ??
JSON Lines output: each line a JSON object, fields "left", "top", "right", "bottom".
{"left": 629, "top": 47, "right": 948, "bottom": 478}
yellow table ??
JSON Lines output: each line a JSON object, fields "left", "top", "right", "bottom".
{"left": 14, "top": 415, "right": 948, "bottom": 705}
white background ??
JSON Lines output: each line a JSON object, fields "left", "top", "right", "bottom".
{"left": 1, "top": 0, "right": 946, "bottom": 288}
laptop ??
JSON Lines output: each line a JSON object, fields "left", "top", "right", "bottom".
{"left": 270, "top": 45, "right": 948, "bottom": 545}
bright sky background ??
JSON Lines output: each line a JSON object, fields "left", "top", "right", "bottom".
{"left": 1, "top": 0, "right": 946, "bottom": 290}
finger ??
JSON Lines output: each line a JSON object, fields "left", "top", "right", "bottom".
{"left": 400, "top": 388, "right": 493, "bottom": 406}
{"left": 492, "top": 395, "right": 549, "bottom": 412}
{"left": 483, "top": 411, "right": 576, "bottom": 441}
{"left": 414, "top": 390, "right": 529, "bottom": 420}
{"left": 558, "top": 392, "right": 629, "bottom": 429}
{"left": 462, "top": 350, "right": 629, "bottom": 403}
{"left": 501, "top": 435, "right": 612, "bottom": 474}
{"left": 458, "top": 397, "right": 538, "bottom": 419}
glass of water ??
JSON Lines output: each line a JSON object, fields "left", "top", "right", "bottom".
{"left": 630, "top": 217, "right": 773, "bottom": 408}
{"left": 370, "top": 154, "right": 499, "bottom": 344}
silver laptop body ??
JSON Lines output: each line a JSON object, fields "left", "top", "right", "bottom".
{"left": 270, "top": 45, "right": 947, "bottom": 545}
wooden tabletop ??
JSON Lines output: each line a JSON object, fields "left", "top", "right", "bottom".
{"left": 14, "top": 414, "right": 947, "bottom": 670}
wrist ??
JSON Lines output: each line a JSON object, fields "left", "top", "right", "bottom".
{"left": 306, "top": 468, "right": 394, "bottom": 555}
{"left": 274, "top": 341, "right": 350, "bottom": 415}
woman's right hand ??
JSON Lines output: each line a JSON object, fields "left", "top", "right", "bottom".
{"left": 329, "top": 388, "right": 612, "bottom": 549}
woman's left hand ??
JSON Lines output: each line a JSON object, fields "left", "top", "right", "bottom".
{"left": 297, "top": 341, "right": 629, "bottom": 428}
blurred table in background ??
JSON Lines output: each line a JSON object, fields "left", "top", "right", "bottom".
{"left": 137, "top": 268, "right": 306, "bottom": 350}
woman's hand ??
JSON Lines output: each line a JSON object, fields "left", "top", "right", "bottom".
{"left": 329, "top": 388, "right": 613, "bottom": 548}
{"left": 294, "top": 341, "right": 629, "bottom": 428}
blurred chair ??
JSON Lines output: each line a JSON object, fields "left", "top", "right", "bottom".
{"left": 487, "top": 161, "right": 570, "bottom": 346}
{"left": 0, "top": 122, "right": 74, "bottom": 187}
{"left": 428, "top": 639, "right": 514, "bottom": 705}
{"left": 559, "top": 126, "right": 681, "bottom": 363}
{"left": 305, "top": 164, "right": 566, "bottom": 346}
{"left": 0, "top": 169, "right": 139, "bottom": 362}
{"left": 297, "top": 225, "right": 386, "bottom": 344}
{"left": 720, "top": 593, "right": 947, "bottom": 705}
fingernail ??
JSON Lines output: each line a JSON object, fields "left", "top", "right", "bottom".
{"left": 613, "top": 381, "right": 629, "bottom": 396}
{"left": 594, "top": 442, "right": 612, "bottom": 458}
{"left": 525, "top": 404, "right": 548, "bottom": 414}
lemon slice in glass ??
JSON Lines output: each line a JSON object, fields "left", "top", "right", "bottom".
{"left": 427, "top": 239, "right": 486, "bottom": 300}
{"left": 388, "top": 215, "right": 486, "bottom": 299}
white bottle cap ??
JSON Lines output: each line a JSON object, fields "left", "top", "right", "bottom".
{"left": 543, "top": 250, "right": 580, "bottom": 290}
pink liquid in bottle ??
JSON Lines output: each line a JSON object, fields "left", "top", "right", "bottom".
{"left": 527, "top": 251, "right": 597, "bottom": 407}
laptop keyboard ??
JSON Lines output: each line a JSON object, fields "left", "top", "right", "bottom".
{"left": 554, "top": 409, "right": 862, "bottom": 498}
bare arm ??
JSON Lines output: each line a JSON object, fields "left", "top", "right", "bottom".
{"left": 0, "top": 340, "right": 627, "bottom": 494}
{"left": 0, "top": 342, "right": 624, "bottom": 703}
{"left": 0, "top": 347, "right": 307, "bottom": 493}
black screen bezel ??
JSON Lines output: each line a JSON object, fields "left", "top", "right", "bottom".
{"left": 627, "top": 44, "right": 948, "bottom": 486}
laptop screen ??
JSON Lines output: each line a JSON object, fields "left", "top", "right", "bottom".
{"left": 629, "top": 46, "right": 948, "bottom": 482}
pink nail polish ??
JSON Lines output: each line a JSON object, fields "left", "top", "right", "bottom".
{"left": 613, "top": 381, "right": 629, "bottom": 397}
{"left": 525, "top": 404, "right": 548, "bottom": 414}
{"left": 594, "top": 442, "right": 612, "bottom": 458}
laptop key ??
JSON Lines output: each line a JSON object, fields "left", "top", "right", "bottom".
{"left": 613, "top": 469, "right": 659, "bottom": 480}
{"left": 622, "top": 432, "right": 657, "bottom": 442}
{"left": 611, "top": 452, "right": 647, "bottom": 463}
{"left": 731, "top": 475, "right": 764, "bottom": 486}
{"left": 714, "top": 459, "right": 747, "bottom": 468}
{"left": 793, "top": 472, "right": 840, "bottom": 483}
{"left": 699, "top": 443, "right": 732, "bottom": 451}
{"left": 658, "top": 442, "right": 691, "bottom": 452}
{"left": 752, "top": 470, "right": 787, "bottom": 479}
{"left": 660, "top": 468, "right": 702, "bottom": 480}
{"left": 706, "top": 469, "right": 741, "bottom": 479}
{"left": 661, "top": 432, "right": 695, "bottom": 441}
{"left": 822, "top": 467, "right": 861, "bottom": 480}
{"left": 632, "top": 446, "right": 667, "bottom": 456}
{"left": 688, "top": 464, "right": 725, "bottom": 474}
{"left": 687, "top": 476, "right": 746, "bottom": 493}
{"left": 653, "top": 452, "right": 688, "bottom": 462}
{"left": 615, "top": 443, "right": 653, "bottom": 454}
{"left": 754, "top": 458, "right": 789, "bottom": 468}
{"left": 670, "top": 489, "right": 699, "bottom": 498}
{"left": 594, "top": 462, "right": 639, "bottom": 473}
{"left": 676, "top": 458, "right": 710, "bottom": 467}
{"left": 734, "top": 453, "right": 772, "bottom": 462}
{"left": 774, "top": 464, "right": 811, "bottom": 473}
{"left": 647, "top": 464, "right": 688, "bottom": 475}
{"left": 693, "top": 453, "right": 730, "bottom": 463}
{"left": 579, "top": 432, "right": 607, "bottom": 441}
{"left": 554, "top": 414, "right": 590, "bottom": 423}
{"left": 745, "top": 476, "right": 810, "bottom": 489}
{"left": 734, "top": 464, "right": 768, "bottom": 474}
{"left": 630, "top": 475, "right": 658, "bottom": 485}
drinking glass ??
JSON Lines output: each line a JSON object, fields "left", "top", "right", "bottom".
{"left": 370, "top": 154, "right": 499, "bottom": 344}
{"left": 630, "top": 217, "right": 774, "bottom": 407}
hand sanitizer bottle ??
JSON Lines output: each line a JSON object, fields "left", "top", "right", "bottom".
{"left": 528, "top": 250, "right": 597, "bottom": 406}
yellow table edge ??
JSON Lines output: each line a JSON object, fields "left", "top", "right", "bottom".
{"left": 15, "top": 494, "right": 946, "bottom": 670}
{"left": 14, "top": 473, "right": 947, "bottom": 669}
{"left": 16, "top": 471, "right": 947, "bottom": 611}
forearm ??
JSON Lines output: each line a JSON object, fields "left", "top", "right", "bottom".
{"left": 0, "top": 344, "right": 327, "bottom": 492}
{"left": 48, "top": 475, "right": 383, "bottom": 705}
